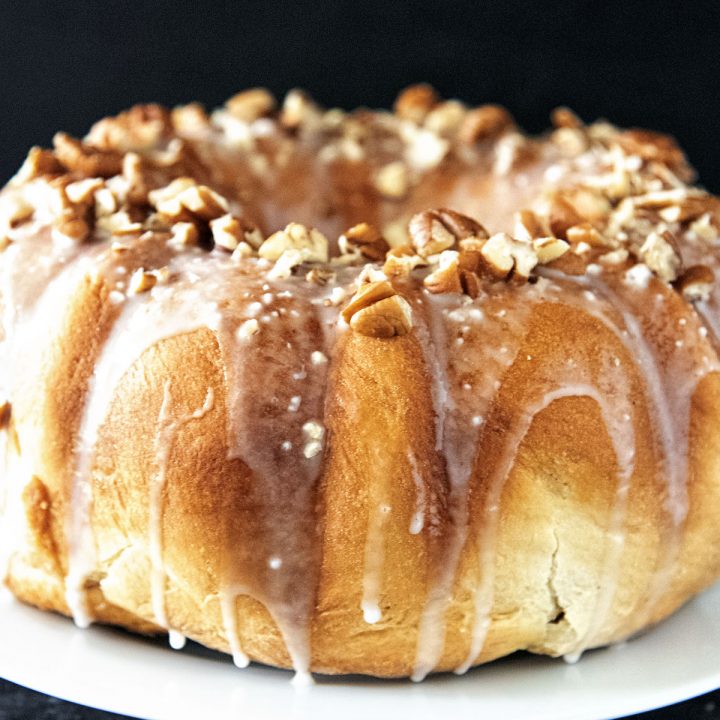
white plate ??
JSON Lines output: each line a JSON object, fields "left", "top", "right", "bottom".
{"left": 1, "top": 583, "right": 719, "bottom": 720}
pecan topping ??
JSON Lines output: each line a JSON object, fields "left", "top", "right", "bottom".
{"left": 616, "top": 129, "right": 690, "bottom": 177}
{"left": 259, "top": 222, "right": 328, "bottom": 263}
{"left": 480, "top": 232, "right": 538, "bottom": 281}
{"left": 279, "top": 90, "right": 322, "bottom": 130}
{"left": 210, "top": 214, "right": 262, "bottom": 252}
{"left": 424, "top": 101, "right": 466, "bottom": 136}
{"left": 638, "top": 230, "right": 682, "bottom": 282}
{"left": 341, "top": 280, "right": 413, "bottom": 338}
{"left": 550, "top": 107, "right": 583, "bottom": 129}
{"left": 225, "top": 88, "right": 276, "bottom": 122}
{"left": 409, "top": 208, "right": 488, "bottom": 258}
{"left": 128, "top": 268, "right": 158, "bottom": 295}
{"left": 394, "top": 84, "right": 439, "bottom": 124}
{"left": 458, "top": 105, "right": 513, "bottom": 144}
{"left": 674, "top": 264, "right": 714, "bottom": 301}
{"left": 513, "top": 209, "right": 545, "bottom": 241}
{"left": 53, "top": 133, "right": 122, "bottom": 178}
{"left": 15, "top": 147, "right": 64, "bottom": 182}
{"left": 374, "top": 161, "right": 410, "bottom": 199}
{"left": 565, "top": 222, "right": 614, "bottom": 249}
{"left": 424, "top": 251, "right": 463, "bottom": 294}
{"left": 87, "top": 104, "right": 172, "bottom": 153}
{"left": 533, "top": 236, "right": 570, "bottom": 264}
{"left": 149, "top": 179, "right": 229, "bottom": 222}
{"left": 548, "top": 195, "right": 583, "bottom": 239}
{"left": 338, "top": 222, "right": 390, "bottom": 261}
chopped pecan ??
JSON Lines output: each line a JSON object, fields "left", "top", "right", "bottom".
{"left": 53, "top": 133, "right": 122, "bottom": 178}
{"left": 382, "top": 245, "right": 424, "bottom": 279}
{"left": 65, "top": 177, "right": 104, "bottom": 204}
{"left": 424, "top": 251, "right": 463, "bottom": 294}
{"left": 513, "top": 209, "right": 545, "bottom": 241}
{"left": 171, "top": 103, "right": 211, "bottom": 134}
{"left": 210, "top": 214, "right": 262, "bottom": 252}
{"left": 599, "top": 248, "right": 630, "bottom": 266}
{"left": 342, "top": 279, "right": 413, "bottom": 338}
{"left": 659, "top": 195, "right": 720, "bottom": 224}
{"left": 424, "top": 100, "right": 466, "bottom": 136}
{"left": 674, "top": 264, "right": 714, "bottom": 301}
{"left": 493, "top": 133, "right": 533, "bottom": 175}
{"left": 338, "top": 222, "right": 389, "bottom": 261}
{"left": 259, "top": 222, "right": 328, "bottom": 263}
{"left": 394, "top": 84, "right": 439, "bottom": 124}
{"left": 342, "top": 279, "right": 396, "bottom": 321}
{"left": 458, "top": 105, "right": 513, "bottom": 144}
{"left": 268, "top": 249, "right": 305, "bottom": 279}
{"left": 480, "top": 232, "right": 538, "bottom": 281}
{"left": 349, "top": 294, "right": 413, "bottom": 338}
{"left": 616, "top": 129, "right": 690, "bottom": 178}
{"left": 409, "top": 208, "right": 488, "bottom": 258}
{"left": 550, "top": 107, "right": 583, "bottom": 129}
{"left": 548, "top": 195, "right": 583, "bottom": 239}
{"left": 638, "top": 230, "right": 682, "bottom": 282}
{"left": 53, "top": 214, "right": 90, "bottom": 244}
{"left": 533, "top": 237, "right": 570, "bottom": 264}
{"left": 374, "top": 161, "right": 409, "bottom": 199}
{"left": 149, "top": 178, "right": 229, "bottom": 222}
{"left": 279, "top": 90, "right": 322, "bottom": 130}
{"left": 87, "top": 104, "right": 173, "bottom": 153}
{"left": 128, "top": 268, "right": 158, "bottom": 295}
{"left": 15, "top": 147, "right": 64, "bottom": 182}
{"left": 226, "top": 88, "right": 276, "bottom": 122}
{"left": 0, "top": 401, "right": 10, "bottom": 430}
{"left": 565, "top": 222, "right": 614, "bottom": 248}
{"left": 169, "top": 221, "right": 200, "bottom": 248}
{"left": 306, "top": 267, "right": 337, "bottom": 285}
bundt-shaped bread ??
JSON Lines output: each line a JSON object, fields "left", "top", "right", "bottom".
{"left": 2, "top": 86, "right": 720, "bottom": 680}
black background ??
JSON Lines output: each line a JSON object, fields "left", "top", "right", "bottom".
{"left": 2, "top": 0, "right": 720, "bottom": 189}
{"left": 1, "top": 1, "right": 720, "bottom": 717}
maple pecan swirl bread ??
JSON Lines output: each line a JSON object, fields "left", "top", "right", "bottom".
{"left": 2, "top": 85, "right": 720, "bottom": 681}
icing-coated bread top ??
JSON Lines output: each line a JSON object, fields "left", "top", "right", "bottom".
{"left": 2, "top": 86, "right": 720, "bottom": 680}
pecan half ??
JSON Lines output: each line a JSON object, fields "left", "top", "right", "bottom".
{"left": 409, "top": 208, "right": 488, "bottom": 258}
{"left": 341, "top": 280, "right": 413, "bottom": 338}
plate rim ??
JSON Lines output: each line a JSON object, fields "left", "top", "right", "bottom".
{"left": 1, "top": 584, "right": 719, "bottom": 720}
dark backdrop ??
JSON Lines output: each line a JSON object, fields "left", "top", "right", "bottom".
{"left": 1, "top": 0, "right": 720, "bottom": 188}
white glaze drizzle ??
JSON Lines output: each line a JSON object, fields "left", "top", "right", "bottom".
{"left": 542, "top": 268, "right": 719, "bottom": 651}
{"left": 360, "top": 503, "right": 390, "bottom": 625}
{"left": 411, "top": 289, "right": 535, "bottom": 681}
{"left": 219, "top": 590, "right": 250, "bottom": 668}
{"left": 456, "top": 380, "right": 635, "bottom": 673}
{"left": 65, "top": 252, "right": 224, "bottom": 626}
{"left": 408, "top": 453, "right": 426, "bottom": 535}
{"left": 150, "top": 381, "right": 214, "bottom": 636}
